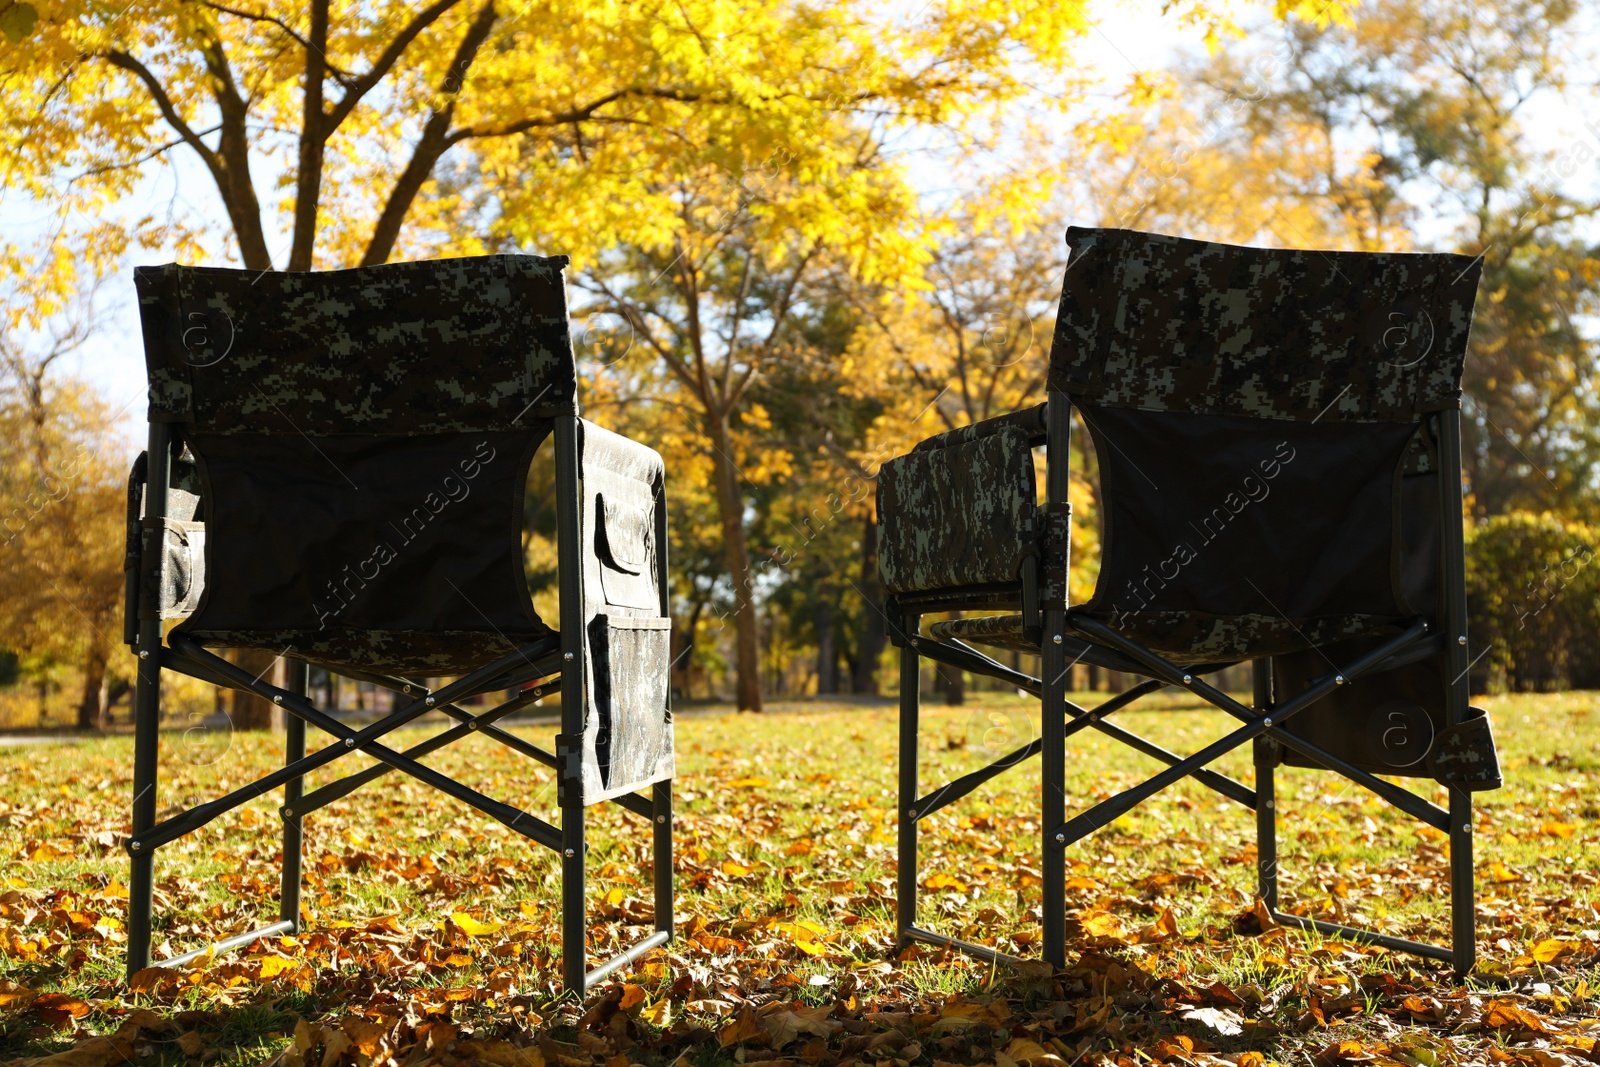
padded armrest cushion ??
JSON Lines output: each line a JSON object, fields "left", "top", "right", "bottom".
{"left": 878, "top": 424, "right": 1037, "bottom": 595}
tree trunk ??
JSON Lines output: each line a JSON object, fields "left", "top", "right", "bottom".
{"left": 77, "top": 644, "right": 109, "bottom": 730}
{"left": 851, "top": 513, "right": 886, "bottom": 695}
{"left": 814, "top": 592, "right": 837, "bottom": 695}
{"left": 707, "top": 416, "right": 762, "bottom": 712}
{"left": 231, "top": 649, "right": 282, "bottom": 729}
{"left": 937, "top": 660, "right": 965, "bottom": 705}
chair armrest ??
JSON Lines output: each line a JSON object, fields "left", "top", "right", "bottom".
{"left": 123, "top": 453, "right": 148, "bottom": 646}
{"left": 878, "top": 424, "right": 1037, "bottom": 596}
{"left": 910, "top": 403, "right": 1047, "bottom": 454}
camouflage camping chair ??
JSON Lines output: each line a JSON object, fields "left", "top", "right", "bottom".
{"left": 124, "top": 255, "right": 673, "bottom": 995}
{"left": 879, "top": 226, "right": 1502, "bottom": 973}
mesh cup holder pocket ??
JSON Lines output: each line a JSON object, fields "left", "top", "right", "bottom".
{"left": 588, "top": 614, "right": 672, "bottom": 796}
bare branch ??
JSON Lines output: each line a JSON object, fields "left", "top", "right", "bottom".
{"left": 325, "top": 0, "right": 463, "bottom": 133}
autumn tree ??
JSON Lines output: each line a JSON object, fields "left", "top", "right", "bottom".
{"left": 0, "top": 321, "right": 129, "bottom": 728}
{"left": 5, "top": 0, "right": 1342, "bottom": 714}
{"left": 1136, "top": 0, "right": 1600, "bottom": 519}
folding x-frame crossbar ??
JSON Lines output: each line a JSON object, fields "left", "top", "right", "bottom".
{"left": 893, "top": 395, "right": 1480, "bottom": 975}
{"left": 896, "top": 618, "right": 1473, "bottom": 970}
{"left": 126, "top": 422, "right": 672, "bottom": 996}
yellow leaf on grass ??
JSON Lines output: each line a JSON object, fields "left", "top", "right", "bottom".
{"left": 257, "top": 955, "right": 298, "bottom": 978}
{"left": 0, "top": 983, "right": 34, "bottom": 1009}
{"left": 1483, "top": 998, "right": 1548, "bottom": 1033}
{"left": 1531, "top": 938, "right": 1577, "bottom": 963}
{"left": 1080, "top": 912, "right": 1124, "bottom": 940}
{"left": 720, "top": 860, "right": 754, "bottom": 877}
{"left": 1004, "top": 1037, "right": 1067, "bottom": 1067}
{"left": 1541, "top": 821, "right": 1576, "bottom": 838}
{"left": 718, "top": 1007, "right": 763, "bottom": 1047}
{"left": 1133, "top": 907, "right": 1180, "bottom": 944}
{"left": 727, "top": 777, "right": 769, "bottom": 788}
{"left": 452, "top": 912, "right": 504, "bottom": 937}
{"left": 922, "top": 872, "right": 967, "bottom": 892}
{"left": 1490, "top": 861, "right": 1524, "bottom": 883}
{"left": 28, "top": 842, "right": 73, "bottom": 862}
{"left": 619, "top": 984, "right": 647, "bottom": 1010}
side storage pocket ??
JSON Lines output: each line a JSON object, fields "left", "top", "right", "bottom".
{"left": 588, "top": 614, "right": 673, "bottom": 798}
{"left": 140, "top": 518, "right": 207, "bottom": 620}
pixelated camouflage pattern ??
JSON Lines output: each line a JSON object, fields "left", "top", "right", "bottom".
{"left": 181, "top": 628, "right": 546, "bottom": 676}
{"left": 1040, "top": 503, "right": 1071, "bottom": 607}
{"left": 1051, "top": 228, "right": 1482, "bottom": 424}
{"left": 1425, "top": 706, "right": 1502, "bottom": 790}
{"left": 1401, "top": 423, "right": 1437, "bottom": 475}
{"left": 927, "top": 614, "right": 1036, "bottom": 653}
{"left": 878, "top": 425, "right": 1036, "bottom": 595}
{"left": 135, "top": 254, "right": 576, "bottom": 434}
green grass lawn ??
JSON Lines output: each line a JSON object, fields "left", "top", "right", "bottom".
{"left": 2, "top": 690, "right": 1599, "bottom": 1066}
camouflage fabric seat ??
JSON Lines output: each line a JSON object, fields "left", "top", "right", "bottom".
{"left": 123, "top": 255, "right": 674, "bottom": 995}
{"left": 880, "top": 226, "right": 1501, "bottom": 976}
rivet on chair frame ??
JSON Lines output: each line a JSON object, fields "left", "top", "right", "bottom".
{"left": 1262, "top": 717, "right": 1273, "bottom": 728}
{"left": 129, "top": 840, "right": 141, "bottom": 852}
{"left": 1458, "top": 635, "right": 1468, "bottom": 645}
{"left": 564, "top": 652, "right": 575, "bottom": 661}
{"left": 424, "top": 696, "right": 436, "bottom": 706}
{"left": 1335, "top": 675, "right": 1346, "bottom": 685}
{"left": 1053, "top": 833, "right": 1066, "bottom": 845}
{"left": 656, "top": 815, "right": 667, "bottom": 824}
{"left": 1052, "top": 634, "right": 1063, "bottom": 644}
{"left": 138, "top": 650, "right": 149, "bottom": 659}
{"left": 273, "top": 695, "right": 283, "bottom": 705}
{"left": 344, "top": 737, "right": 355, "bottom": 747}
{"left": 1182, "top": 674, "right": 1192, "bottom": 684}
{"left": 564, "top": 848, "right": 576, "bottom": 858}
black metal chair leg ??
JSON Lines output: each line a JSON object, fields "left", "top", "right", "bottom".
{"left": 1040, "top": 611, "right": 1068, "bottom": 968}
{"left": 562, "top": 803, "right": 585, "bottom": 995}
{"left": 127, "top": 422, "right": 171, "bottom": 980}
{"left": 653, "top": 779, "right": 673, "bottom": 942}
{"left": 280, "top": 658, "right": 307, "bottom": 932}
{"left": 897, "top": 617, "right": 920, "bottom": 948}
{"left": 128, "top": 651, "right": 159, "bottom": 977}
{"left": 1450, "top": 787, "right": 1475, "bottom": 974}
{"left": 1253, "top": 658, "right": 1278, "bottom": 909}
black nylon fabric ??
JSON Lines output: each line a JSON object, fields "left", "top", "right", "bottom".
{"left": 1080, "top": 404, "right": 1416, "bottom": 658}
{"left": 1274, "top": 638, "right": 1446, "bottom": 773}
{"left": 178, "top": 429, "right": 547, "bottom": 641}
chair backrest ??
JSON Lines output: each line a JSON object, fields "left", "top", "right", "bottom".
{"left": 1051, "top": 227, "right": 1482, "bottom": 661}
{"left": 134, "top": 255, "right": 576, "bottom": 673}
{"left": 137, "top": 255, "right": 576, "bottom": 433}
